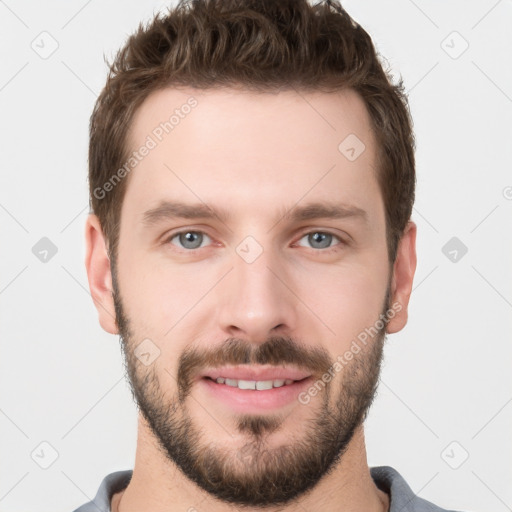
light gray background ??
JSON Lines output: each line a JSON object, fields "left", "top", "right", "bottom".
{"left": 1, "top": 1, "right": 511, "bottom": 511}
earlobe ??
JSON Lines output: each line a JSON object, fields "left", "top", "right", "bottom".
{"left": 84, "top": 214, "right": 119, "bottom": 334}
{"left": 386, "top": 221, "right": 417, "bottom": 334}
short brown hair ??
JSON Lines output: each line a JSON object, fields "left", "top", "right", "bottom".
{"left": 89, "top": 0, "right": 415, "bottom": 264}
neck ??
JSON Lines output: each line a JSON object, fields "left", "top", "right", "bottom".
{"left": 114, "top": 415, "right": 389, "bottom": 512}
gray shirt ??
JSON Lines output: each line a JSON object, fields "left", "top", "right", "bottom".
{"left": 72, "top": 466, "right": 463, "bottom": 512}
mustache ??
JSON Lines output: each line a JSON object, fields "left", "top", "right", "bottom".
{"left": 176, "top": 336, "right": 333, "bottom": 402}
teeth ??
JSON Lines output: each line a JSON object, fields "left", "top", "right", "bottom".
{"left": 256, "top": 380, "right": 274, "bottom": 390}
{"left": 215, "top": 377, "right": 296, "bottom": 390}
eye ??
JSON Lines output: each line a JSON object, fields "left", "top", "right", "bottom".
{"left": 164, "top": 229, "right": 345, "bottom": 253}
{"left": 295, "top": 231, "right": 344, "bottom": 252}
{"left": 166, "top": 230, "right": 212, "bottom": 250}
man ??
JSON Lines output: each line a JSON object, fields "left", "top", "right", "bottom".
{"left": 75, "top": 0, "right": 463, "bottom": 511}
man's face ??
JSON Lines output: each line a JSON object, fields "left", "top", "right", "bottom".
{"left": 111, "top": 87, "right": 393, "bottom": 506}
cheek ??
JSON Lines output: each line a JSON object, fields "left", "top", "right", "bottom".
{"left": 118, "top": 252, "right": 215, "bottom": 337}
{"left": 294, "top": 262, "right": 388, "bottom": 344}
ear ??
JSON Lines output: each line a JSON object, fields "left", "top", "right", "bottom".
{"left": 386, "top": 221, "right": 417, "bottom": 334}
{"left": 84, "top": 214, "right": 118, "bottom": 334}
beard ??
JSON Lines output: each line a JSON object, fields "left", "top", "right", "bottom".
{"left": 112, "top": 268, "right": 391, "bottom": 508}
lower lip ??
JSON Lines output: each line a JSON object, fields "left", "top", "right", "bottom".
{"left": 199, "top": 377, "right": 313, "bottom": 413}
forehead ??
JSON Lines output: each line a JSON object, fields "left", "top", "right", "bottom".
{"left": 122, "top": 86, "right": 382, "bottom": 225}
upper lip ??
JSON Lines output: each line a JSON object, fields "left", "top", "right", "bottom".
{"left": 199, "top": 366, "right": 312, "bottom": 382}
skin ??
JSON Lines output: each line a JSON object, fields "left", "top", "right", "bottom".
{"left": 85, "top": 86, "right": 417, "bottom": 512}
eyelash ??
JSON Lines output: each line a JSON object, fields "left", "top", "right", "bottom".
{"left": 164, "top": 229, "right": 346, "bottom": 254}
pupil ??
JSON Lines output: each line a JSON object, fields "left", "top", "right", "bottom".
{"left": 311, "top": 232, "right": 330, "bottom": 248}
{"left": 182, "top": 231, "right": 201, "bottom": 249}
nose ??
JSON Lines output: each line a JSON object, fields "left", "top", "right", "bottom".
{"left": 216, "top": 244, "right": 298, "bottom": 344}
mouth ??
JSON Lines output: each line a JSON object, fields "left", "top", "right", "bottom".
{"left": 199, "top": 365, "right": 312, "bottom": 383}
{"left": 196, "top": 366, "right": 314, "bottom": 412}
{"left": 202, "top": 375, "right": 309, "bottom": 390}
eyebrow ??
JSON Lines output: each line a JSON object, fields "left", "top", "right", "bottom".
{"left": 142, "top": 200, "right": 368, "bottom": 226}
